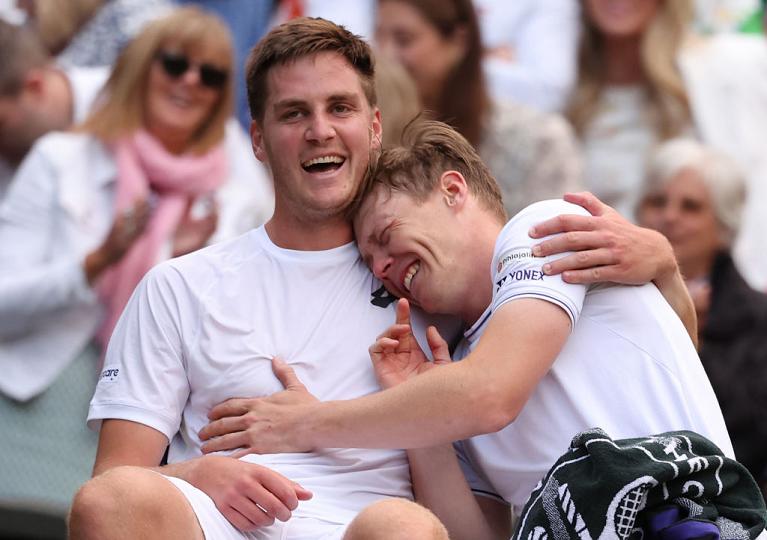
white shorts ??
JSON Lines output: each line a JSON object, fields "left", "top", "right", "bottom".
{"left": 164, "top": 475, "right": 349, "bottom": 540}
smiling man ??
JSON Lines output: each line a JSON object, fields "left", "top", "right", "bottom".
{"left": 68, "top": 18, "right": 451, "bottom": 540}
{"left": 205, "top": 120, "right": 735, "bottom": 539}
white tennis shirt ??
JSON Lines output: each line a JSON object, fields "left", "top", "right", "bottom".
{"left": 455, "top": 200, "right": 734, "bottom": 513}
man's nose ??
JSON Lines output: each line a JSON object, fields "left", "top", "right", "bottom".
{"left": 305, "top": 113, "right": 336, "bottom": 142}
{"left": 372, "top": 255, "right": 393, "bottom": 280}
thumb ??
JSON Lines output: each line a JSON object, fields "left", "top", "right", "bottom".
{"left": 271, "top": 357, "right": 305, "bottom": 390}
{"left": 426, "top": 326, "right": 451, "bottom": 364}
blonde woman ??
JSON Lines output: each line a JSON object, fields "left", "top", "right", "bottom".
{"left": 567, "top": 0, "right": 693, "bottom": 220}
{"left": 0, "top": 6, "right": 270, "bottom": 513}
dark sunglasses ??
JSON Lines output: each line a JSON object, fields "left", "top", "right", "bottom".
{"left": 157, "top": 51, "right": 228, "bottom": 90}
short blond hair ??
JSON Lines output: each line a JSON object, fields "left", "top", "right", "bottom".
{"left": 80, "top": 6, "right": 233, "bottom": 153}
{"left": 351, "top": 120, "right": 507, "bottom": 223}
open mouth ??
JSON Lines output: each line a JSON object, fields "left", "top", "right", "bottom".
{"left": 403, "top": 261, "right": 420, "bottom": 292}
{"left": 302, "top": 155, "right": 345, "bottom": 174}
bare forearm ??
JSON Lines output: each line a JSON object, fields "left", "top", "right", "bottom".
{"left": 408, "top": 445, "right": 507, "bottom": 540}
{"left": 303, "top": 302, "right": 567, "bottom": 450}
{"left": 654, "top": 264, "right": 698, "bottom": 348}
{"left": 304, "top": 360, "right": 511, "bottom": 450}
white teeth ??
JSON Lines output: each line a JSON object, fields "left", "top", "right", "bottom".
{"left": 403, "top": 262, "right": 420, "bottom": 292}
{"left": 302, "top": 155, "right": 344, "bottom": 167}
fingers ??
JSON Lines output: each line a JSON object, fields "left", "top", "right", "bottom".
{"left": 293, "top": 482, "right": 313, "bottom": 501}
{"left": 426, "top": 326, "right": 451, "bottom": 364}
{"left": 231, "top": 467, "right": 312, "bottom": 527}
{"left": 394, "top": 298, "right": 411, "bottom": 326}
{"left": 562, "top": 191, "right": 610, "bottom": 217}
{"left": 220, "top": 503, "right": 265, "bottom": 531}
{"left": 376, "top": 323, "right": 412, "bottom": 341}
{"left": 529, "top": 214, "right": 597, "bottom": 239}
{"left": 200, "top": 431, "right": 249, "bottom": 454}
{"left": 271, "top": 357, "right": 305, "bottom": 391}
{"left": 369, "top": 337, "right": 400, "bottom": 361}
{"left": 533, "top": 229, "right": 613, "bottom": 258}
{"left": 559, "top": 266, "right": 625, "bottom": 284}
{"left": 208, "top": 398, "right": 250, "bottom": 421}
{"left": 228, "top": 491, "right": 276, "bottom": 528}
{"left": 538, "top": 247, "right": 617, "bottom": 276}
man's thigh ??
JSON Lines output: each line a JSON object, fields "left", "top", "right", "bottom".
{"left": 164, "top": 476, "right": 348, "bottom": 540}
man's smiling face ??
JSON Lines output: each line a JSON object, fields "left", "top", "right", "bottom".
{"left": 251, "top": 51, "right": 382, "bottom": 224}
{"left": 355, "top": 184, "right": 469, "bottom": 317}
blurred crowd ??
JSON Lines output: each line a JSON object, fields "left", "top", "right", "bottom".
{"left": 0, "top": 0, "right": 765, "bottom": 526}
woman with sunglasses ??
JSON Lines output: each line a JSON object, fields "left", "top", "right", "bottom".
{"left": 0, "top": 6, "right": 272, "bottom": 514}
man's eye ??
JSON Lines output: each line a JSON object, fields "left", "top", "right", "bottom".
{"left": 282, "top": 110, "right": 303, "bottom": 120}
{"left": 333, "top": 104, "right": 352, "bottom": 114}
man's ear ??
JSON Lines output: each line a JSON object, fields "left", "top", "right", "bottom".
{"left": 250, "top": 119, "right": 267, "bottom": 163}
{"left": 439, "top": 170, "right": 469, "bottom": 209}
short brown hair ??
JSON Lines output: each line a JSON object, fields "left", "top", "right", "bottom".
{"left": 352, "top": 119, "right": 507, "bottom": 223}
{"left": 80, "top": 6, "right": 233, "bottom": 153}
{"left": 245, "top": 17, "right": 376, "bottom": 123}
{"left": 0, "top": 20, "right": 49, "bottom": 97}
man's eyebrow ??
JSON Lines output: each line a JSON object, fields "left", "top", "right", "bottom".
{"left": 328, "top": 92, "right": 362, "bottom": 104}
{"left": 272, "top": 98, "right": 307, "bottom": 110}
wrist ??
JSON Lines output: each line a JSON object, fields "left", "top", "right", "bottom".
{"left": 652, "top": 237, "right": 679, "bottom": 288}
{"left": 305, "top": 401, "right": 335, "bottom": 450}
{"left": 181, "top": 455, "right": 213, "bottom": 488}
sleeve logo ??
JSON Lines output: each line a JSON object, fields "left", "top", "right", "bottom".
{"left": 496, "top": 247, "right": 533, "bottom": 274}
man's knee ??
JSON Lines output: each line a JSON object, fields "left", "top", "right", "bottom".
{"left": 344, "top": 498, "right": 449, "bottom": 540}
{"left": 68, "top": 466, "right": 198, "bottom": 540}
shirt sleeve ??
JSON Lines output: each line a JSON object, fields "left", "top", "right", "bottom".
{"left": 0, "top": 142, "right": 97, "bottom": 337}
{"left": 492, "top": 200, "right": 589, "bottom": 328}
{"left": 87, "top": 263, "right": 193, "bottom": 441}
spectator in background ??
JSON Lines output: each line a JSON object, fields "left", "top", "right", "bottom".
{"left": 567, "top": 0, "right": 693, "bottom": 221}
{"left": 179, "top": 0, "right": 275, "bottom": 129}
{"left": 375, "top": 0, "right": 582, "bottom": 217}
{"left": 24, "top": 0, "right": 174, "bottom": 68}
{"left": 474, "top": 0, "right": 580, "bottom": 112}
{"left": 19, "top": 0, "right": 102, "bottom": 56}
{"left": 0, "top": 19, "right": 107, "bottom": 200}
{"left": 637, "top": 138, "right": 767, "bottom": 495}
{"left": 373, "top": 53, "right": 422, "bottom": 148}
{"left": 0, "top": 6, "right": 271, "bottom": 514}
{"left": 569, "top": 0, "right": 767, "bottom": 290}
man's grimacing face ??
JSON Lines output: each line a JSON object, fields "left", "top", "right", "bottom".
{"left": 251, "top": 51, "right": 382, "bottom": 222}
{"left": 354, "top": 182, "right": 470, "bottom": 317}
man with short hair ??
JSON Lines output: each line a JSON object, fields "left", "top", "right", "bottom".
{"left": 0, "top": 19, "right": 106, "bottom": 199}
{"left": 69, "top": 17, "right": 450, "bottom": 540}
{"left": 69, "top": 16, "right": 694, "bottom": 540}
{"left": 202, "top": 120, "right": 734, "bottom": 539}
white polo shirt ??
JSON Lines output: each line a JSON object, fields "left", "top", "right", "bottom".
{"left": 88, "top": 226, "right": 456, "bottom": 524}
{"left": 455, "top": 200, "right": 734, "bottom": 512}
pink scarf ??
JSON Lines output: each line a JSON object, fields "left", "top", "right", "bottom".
{"left": 96, "top": 129, "right": 228, "bottom": 350}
